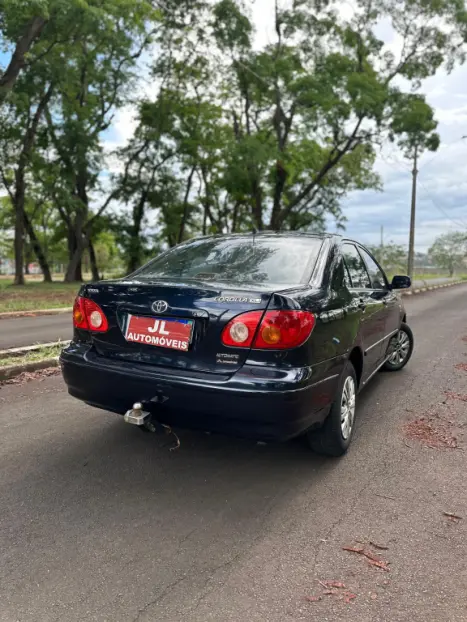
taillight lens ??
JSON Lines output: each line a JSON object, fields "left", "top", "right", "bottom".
{"left": 73, "top": 297, "right": 109, "bottom": 332}
{"left": 221, "top": 310, "right": 315, "bottom": 350}
{"left": 221, "top": 311, "right": 263, "bottom": 347}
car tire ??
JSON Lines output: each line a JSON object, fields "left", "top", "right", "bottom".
{"left": 307, "top": 361, "right": 357, "bottom": 457}
{"left": 382, "top": 323, "right": 414, "bottom": 372}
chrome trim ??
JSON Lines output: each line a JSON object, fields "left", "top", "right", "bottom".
{"left": 365, "top": 330, "right": 398, "bottom": 354}
{"left": 310, "top": 373, "right": 339, "bottom": 388}
{"left": 362, "top": 350, "right": 395, "bottom": 387}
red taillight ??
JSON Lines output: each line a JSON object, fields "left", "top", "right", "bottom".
{"left": 221, "top": 311, "right": 263, "bottom": 348}
{"left": 221, "top": 310, "right": 315, "bottom": 350}
{"left": 73, "top": 297, "right": 109, "bottom": 332}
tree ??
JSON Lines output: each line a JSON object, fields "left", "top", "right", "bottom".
{"left": 368, "top": 243, "right": 407, "bottom": 273}
{"left": 35, "top": 0, "right": 156, "bottom": 282}
{"left": 429, "top": 232, "right": 467, "bottom": 277}
{"left": 124, "top": 0, "right": 467, "bottom": 250}
{"left": 0, "top": 0, "right": 98, "bottom": 103}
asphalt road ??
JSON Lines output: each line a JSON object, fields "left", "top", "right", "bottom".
{"left": 0, "top": 314, "right": 71, "bottom": 349}
{"left": 1, "top": 285, "right": 467, "bottom": 622}
{"left": 0, "top": 277, "right": 457, "bottom": 350}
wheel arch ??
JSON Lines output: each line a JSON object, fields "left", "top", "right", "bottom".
{"left": 348, "top": 346, "right": 364, "bottom": 388}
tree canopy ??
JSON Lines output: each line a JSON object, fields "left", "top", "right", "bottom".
{"left": 1, "top": 0, "right": 466, "bottom": 282}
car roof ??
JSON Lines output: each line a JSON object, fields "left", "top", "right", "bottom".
{"left": 183, "top": 232, "right": 337, "bottom": 243}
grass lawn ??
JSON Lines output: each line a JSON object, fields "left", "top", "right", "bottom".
{"left": 0, "top": 279, "right": 81, "bottom": 313}
{"left": 0, "top": 343, "right": 64, "bottom": 368}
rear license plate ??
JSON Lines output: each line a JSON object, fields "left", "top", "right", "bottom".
{"left": 125, "top": 315, "right": 194, "bottom": 352}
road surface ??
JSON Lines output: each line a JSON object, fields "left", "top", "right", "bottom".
{"left": 1, "top": 285, "right": 467, "bottom": 621}
{"left": 0, "top": 314, "right": 71, "bottom": 349}
{"left": 0, "top": 277, "right": 459, "bottom": 350}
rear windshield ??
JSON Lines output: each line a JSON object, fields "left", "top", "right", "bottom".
{"left": 134, "top": 236, "right": 323, "bottom": 286}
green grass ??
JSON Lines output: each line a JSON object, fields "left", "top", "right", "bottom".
{"left": 0, "top": 279, "right": 81, "bottom": 313}
{"left": 0, "top": 343, "right": 64, "bottom": 368}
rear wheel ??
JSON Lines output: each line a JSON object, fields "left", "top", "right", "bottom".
{"left": 382, "top": 323, "right": 414, "bottom": 372}
{"left": 307, "top": 361, "right": 357, "bottom": 457}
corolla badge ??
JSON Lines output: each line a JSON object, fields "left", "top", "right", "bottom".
{"left": 152, "top": 300, "right": 169, "bottom": 314}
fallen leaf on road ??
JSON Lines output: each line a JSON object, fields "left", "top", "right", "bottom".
{"left": 343, "top": 546, "right": 380, "bottom": 563}
{"left": 320, "top": 580, "right": 346, "bottom": 589}
{"left": 343, "top": 546, "right": 364, "bottom": 555}
{"left": 403, "top": 415, "right": 458, "bottom": 449}
{"left": 371, "top": 593, "right": 378, "bottom": 600}
{"left": 455, "top": 363, "right": 467, "bottom": 372}
{"left": 344, "top": 592, "right": 357, "bottom": 603}
{"left": 304, "top": 595, "right": 321, "bottom": 603}
{"left": 367, "top": 559, "right": 390, "bottom": 572}
{"left": 343, "top": 545, "right": 390, "bottom": 571}
{"left": 443, "top": 512, "right": 462, "bottom": 521}
{"left": 0, "top": 367, "right": 61, "bottom": 387}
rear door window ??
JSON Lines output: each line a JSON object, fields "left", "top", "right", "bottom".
{"left": 134, "top": 236, "right": 323, "bottom": 287}
{"left": 342, "top": 244, "right": 371, "bottom": 289}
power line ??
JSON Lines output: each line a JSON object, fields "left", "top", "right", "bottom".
{"left": 381, "top": 153, "right": 467, "bottom": 230}
{"left": 417, "top": 179, "right": 467, "bottom": 229}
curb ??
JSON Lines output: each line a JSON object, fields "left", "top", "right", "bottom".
{"left": 0, "top": 357, "right": 59, "bottom": 382}
{"left": 0, "top": 307, "right": 72, "bottom": 320}
{"left": 0, "top": 340, "right": 71, "bottom": 359}
{"left": 401, "top": 280, "right": 466, "bottom": 296}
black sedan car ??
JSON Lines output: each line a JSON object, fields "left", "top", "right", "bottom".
{"left": 61, "top": 233, "right": 414, "bottom": 456}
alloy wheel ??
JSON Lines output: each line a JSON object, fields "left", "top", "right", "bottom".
{"left": 340, "top": 376, "right": 356, "bottom": 440}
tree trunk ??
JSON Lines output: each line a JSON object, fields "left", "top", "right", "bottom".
{"left": 178, "top": 166, "right": 196, "bottom": 244}
{"left": 251, "top": 179, "right": 263, "bottom": 230}
{"left": 0, "top": 16, "right": 47, "bottom": 102}
{"left": 24, "top": 210, "right": 52, "bottom": 282}
{"left": 88, "top": 239, "right": 100, "bottom": 281}
{"left": 65, "top": 223, "right": 85, "bottom": 282}
{"left": 127, "top": 192, "right": 147, "bottom": 274}
{"left": 13, "top": 170, "right": 25, "bottom": 285}
{"left": 65, "top": 244, "right": 85, "bottom": 282}
{"left": 12, "top": 83, "right": 53, "bottom": 285}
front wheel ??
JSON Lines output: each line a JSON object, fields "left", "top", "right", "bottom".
{"left": 307, "top": 361, "right": 357, "bottom": 457}
{"left": 383, "top": 323, "right": 414, "bottom": 372}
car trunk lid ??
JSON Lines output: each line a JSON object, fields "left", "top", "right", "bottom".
{"left": 80, "top": 279, "right": 272, "bottom": 374}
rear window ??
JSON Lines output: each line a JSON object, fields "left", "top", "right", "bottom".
{"left": 134, "top": 236, "right": 323, "bottom": 286}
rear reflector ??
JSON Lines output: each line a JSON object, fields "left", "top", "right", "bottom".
{"left": 221, "top": 310, "right": 315, "bottom": 350}
{"left": 73, "top": 297, "right": 109, "bottom": 333}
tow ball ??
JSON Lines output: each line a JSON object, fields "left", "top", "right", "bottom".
{"left": 124, "top": 402, "right": 151, "bottom": 427}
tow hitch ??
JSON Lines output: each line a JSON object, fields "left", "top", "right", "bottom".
{"left": 124, "top": 402, "right": 151, "bottom": 426}
{"left": 124, "top": 401, "right": 181, "bottom": 451}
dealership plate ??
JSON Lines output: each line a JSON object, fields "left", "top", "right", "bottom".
{"left": 125, "top": 315, "right": 194, "bottom": 352}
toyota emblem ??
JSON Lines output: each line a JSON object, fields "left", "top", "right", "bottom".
{"left": 152, "top": 300, "right": 169, "bottom": 314}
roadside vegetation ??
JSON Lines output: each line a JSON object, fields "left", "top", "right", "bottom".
{"left": 0, "top": 343, "right": 64, "bottom": 368}
{"left": 0, "top": 279, "right": 79, "bottom": 313}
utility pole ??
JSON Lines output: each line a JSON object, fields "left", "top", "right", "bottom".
{"left": 407, "top": 146, "right": 418, "bottom": 280}
{"left": 380, "top": 225, "right": 384, "bottom": 248}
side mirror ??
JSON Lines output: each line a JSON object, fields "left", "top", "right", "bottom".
{"left": 391, "top": 275, "right": 411, "bottom": 290}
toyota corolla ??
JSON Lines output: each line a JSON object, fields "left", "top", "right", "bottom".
{"left": 60, "top": 233, "right": 413, "bottom": 456}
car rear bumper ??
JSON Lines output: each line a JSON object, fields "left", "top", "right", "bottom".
{"left": 60, "top": 344, "right": 342, "bottom": 442}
